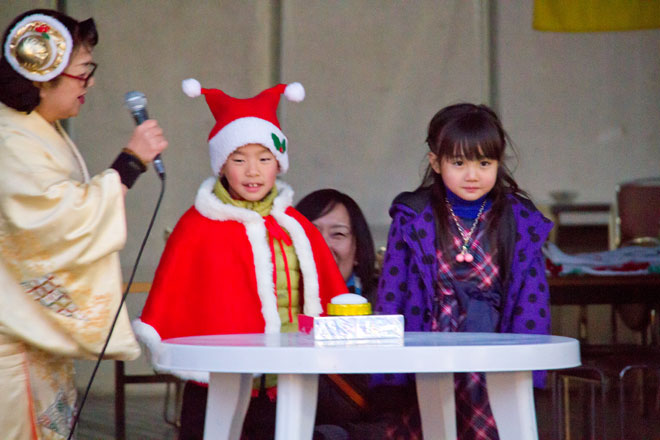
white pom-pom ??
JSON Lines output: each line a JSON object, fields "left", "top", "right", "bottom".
{"left": 182, "top": 78, "right": 201, "bottom": 97}
{"left": 284, "top": 82, "right": 305, "bottom": 102}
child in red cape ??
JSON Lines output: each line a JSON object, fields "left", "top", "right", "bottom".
{"left": 133, "top": 79, "right": 347, "bottom": 439}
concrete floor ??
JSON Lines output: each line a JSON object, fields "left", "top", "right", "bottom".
{"left": 73, "top": 381, "right": 660, "bottom": 440}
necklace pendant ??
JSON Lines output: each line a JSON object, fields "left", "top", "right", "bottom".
{"left": 447, "top": 198, "right": 487, "bottom": 265}
{"left": 456, "top": 245, "right": 474, "bottom": 263}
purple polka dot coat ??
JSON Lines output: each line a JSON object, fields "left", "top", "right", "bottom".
{"left": 376, "top": 189, "right": 554, "bottom": 387}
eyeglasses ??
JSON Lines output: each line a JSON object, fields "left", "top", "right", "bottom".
{"left": 60, "top": 62, "right": 98, "bottom": 88}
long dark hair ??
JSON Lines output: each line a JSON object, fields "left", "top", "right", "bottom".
{"left": 422, "top": 103, "right": 524, "bottom": 283}
{"left": 296, "top": 189, "right": 376, "bottom": 299}
{"left": 0, "top": 9, "right": 98, "bottom": 112}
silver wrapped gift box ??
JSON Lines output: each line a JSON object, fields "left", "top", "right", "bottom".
{"left": 298, "top": 314, "right": 404, "bottom": 340}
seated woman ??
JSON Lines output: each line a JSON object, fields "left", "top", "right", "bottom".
{"left": 296, "top": 189, "right": 376, "bottom": 301}
{"left": 296, "top": 189, "right": 376, "bottom": 439}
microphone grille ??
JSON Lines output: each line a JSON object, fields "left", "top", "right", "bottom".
{"left": 124, "top": 91, "right": 147, "bottom": 111}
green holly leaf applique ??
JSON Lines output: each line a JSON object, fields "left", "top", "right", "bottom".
{"left": 271, "top": 133, "right": 286, "bottom": 153}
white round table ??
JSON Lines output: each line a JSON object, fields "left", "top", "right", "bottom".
{"left": 155, "top": 332, "right": 580, "bottom": 440}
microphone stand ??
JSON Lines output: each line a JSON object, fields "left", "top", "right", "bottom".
{"left": 67, "top": 174, "right": 166, "bottom": 440}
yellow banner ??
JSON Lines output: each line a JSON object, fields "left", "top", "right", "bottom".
{"left": 533, "top": 0, "right": 660, "bottom": 32}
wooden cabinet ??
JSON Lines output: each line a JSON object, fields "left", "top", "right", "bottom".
{"left": 550, "top": 203, "right": 611, "bottom": 253}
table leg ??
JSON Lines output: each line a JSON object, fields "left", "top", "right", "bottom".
{"left": 415, "top": 372, "right": 457, "bottom": 439}
{"left": 487, "top": 371, "right": 538, "bottom": 440}
{"left": 204, "top": 373, "right": 252, "bottom": 440}
{"left": 275, "top": 373, "right": 318, "bottom": 440}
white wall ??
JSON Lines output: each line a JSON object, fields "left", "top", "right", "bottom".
{"left": 494, "top": 3, "right": 660, "bottom": 344}
{"left": 0, "top": 0, "right": 53, "bottom": 20}
{"left": 497, "top": 2, "right": 660, "bottom": 205}
{"left": 280, "top": 0, "right": 488, "bottom": 245}
{"left": 69, "top": 1, "right": 279, "bottom": 282}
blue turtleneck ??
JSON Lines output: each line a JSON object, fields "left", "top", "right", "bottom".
{"left": 445, "top": 188, "right": 492, "bottom": 220}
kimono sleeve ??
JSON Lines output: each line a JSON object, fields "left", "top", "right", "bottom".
{"left": 0, "top": 125, "right": 137, "bottom": 360}
{"left": 0, "top": 131, "right": 126, "bottom": 271}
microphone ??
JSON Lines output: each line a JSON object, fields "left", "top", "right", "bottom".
{"left": 124, "top": 91, "right": 165, "bottom": 179}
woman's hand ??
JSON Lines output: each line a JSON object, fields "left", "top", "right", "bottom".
{"left": 125, "top": 119, "right": 168, "bottom": 163}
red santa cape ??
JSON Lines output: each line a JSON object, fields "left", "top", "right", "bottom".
{"left": 133, "top": 178, "right": 347, "bottom": 381}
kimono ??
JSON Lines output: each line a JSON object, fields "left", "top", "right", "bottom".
{"left": 0, "top": 104, "right": 140, "bottom": 439}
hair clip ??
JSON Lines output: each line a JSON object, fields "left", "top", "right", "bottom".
{"left": 3, "top": 13, "right": 72, "bottom": 82}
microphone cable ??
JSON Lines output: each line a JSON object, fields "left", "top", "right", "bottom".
{"left": 67, "top": 173, "right": 166, "bottom": 440}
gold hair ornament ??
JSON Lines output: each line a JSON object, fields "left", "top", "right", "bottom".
{"left": 3, "top": 13, "right": 73, "bottom": 82}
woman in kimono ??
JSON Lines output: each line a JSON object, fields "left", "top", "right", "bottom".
{"left": 0, "top": 9, "right": 167, "bottom": 439}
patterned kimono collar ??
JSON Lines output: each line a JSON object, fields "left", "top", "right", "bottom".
{"left": 445, "top": 188, "right": 492, "bottom": 220}
{"left": 213, "top": 178, "right": 277, "bottom": 217}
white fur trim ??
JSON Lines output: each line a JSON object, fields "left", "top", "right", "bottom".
{"left": 194, "top": 178, "right": 294, "bottom": 223}
{"left": 195, "top": 177, "right": 262, "bottom": 223}
{"left": 132, "top": 319, "right": 209, "bottom": 383}
{"left": 193, "top": 178, "right": 298, "bottom": 333}
{"left": 4, "top": 14, "right": 73, "bottom": 82}
{"left": 271, "top": 208, "right": 323, "bottom": 317}
{"left": 272, "top": 180, "right": 294, "bottom": 210}
{"left": 209, "top": 117, "right": 289, "bottom": 175}
{"left": 284, "top": 82, "right": 305, "bottom": 102}
{"left": 244, "top": 220, "right": 281, "bottom": 334}
{"left": 182, "top": 78, "right": 201, "bottom": 97}
{"left": 193, "top": 179, "right": 323, "bottom": 323}
{"left": 269, "top": 181, "right": 322, "bottom": 317}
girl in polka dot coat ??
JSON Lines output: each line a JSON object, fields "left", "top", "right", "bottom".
{"left": 374, "top": 103, "right": 553, "bottom": 439}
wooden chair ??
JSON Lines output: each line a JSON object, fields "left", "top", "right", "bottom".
{"left": 114, "top": 360, "right": 182, "bottom": 439}
{"left": 553, "top": 177, "right": 660, "bottom": 439}
{"left": 611, "top": 178, "right": 660, "bottom": 345}
{"left": 610, "top": 178, "right": 660, "bottom": 438}
{"left": 613, "top": 177, "right": 660, "bottom": 249}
